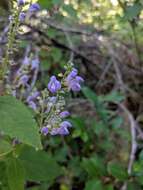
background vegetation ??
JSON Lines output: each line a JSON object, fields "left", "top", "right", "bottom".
{"left": 1, "top": 0, "right": 143, "bottom": 189}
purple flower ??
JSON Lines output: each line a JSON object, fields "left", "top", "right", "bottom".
{"left": 19, "top": 12, "right": 26, "bottom": 22}
{"left": 28, "top": 101, "right": 37, "bottom": 111}
{"left": 23, "top": 56, "right": 30, "bottom": 65}
{"left": 12, "top": 90, "right": 16, "bottom": 97}
{"left": 41, "top": 127, "right": 49, "bottom": 136}
{"left": 27, "top": 91, "right": 39, "bottom": 102}
{"left": 60, "top": 121, "right": 72, "bottom": 128}
{"left": 66, "top": 68, "right": 84, "bottom": 92}
{"left": 75, "top": 76, "right": 84, "bottom": 83}
{"left": 9, "top": 16, "right": 13, "bottom": 22}
{"left": 19, "top": 75, "right": 29, "bottom": 85}
{"left": 31, "top": 58, "right": 39, "bottom": 70}
{"left": 67, "top": 68, "right": 78, "bottom": 81}
{"left": 58, "top": 126, "right": 69, "bottom": 135}
{"left": 18, "top": 0, "right": 25, "bottom": 6}
{"left": 48, "top": 76, "right": 61, "bottom": 93}
{"left": 60, "top": 111, "right": 70, "bottom": 118}
{"left": 29, "top": 3, "right": 40, "bottom": 12}
{"left": 50, "top": 126, "right": 69, "bottom": 136}
{"left": 69, "top": 80, "right": 81, "bottom": 91}
{"left": 49, "top": 96, "right": 57, "bottom": 104}
{"left": 54, "top": 121, "right": 72, "bottom": 136}
{"left": 50, "top": 121, "right": 72, "bottom": 136}
{"left": 50, "top": 128, "right": 59, "bottom": 135}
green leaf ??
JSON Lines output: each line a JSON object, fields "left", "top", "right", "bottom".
{"left": 6, "top": 158, "right": 25, "bottom": 190}
{"left": 82, "top": 87, "right": 108, "bottom": 121}
{"left": 19, "top": 146, "right": 62, "bottom": 182}
{"left": 107, "top": 161, "right": 128, "bottom": 180}
{"left": 51, "top": 48, "right": 62, "bottom": 62}
{"left": 139, "top": 150, "right": 143, "bottom": 161}
{"left": 105, "top": 184, "right": 114, "bottom": 190}
{"left": 52, "top": 0, "right": 63, "bottom": 6}
{"left": 38, "top": 0, "right": 53, "bottom": 9}
{"left": 47, "top": 28, "right": 57, "bottom": 38}
{"left": 84, "top": 179, "right": 103, "bottom": 190}
{"left": 124, "top": 3, "right": 142, "bottom": 21}
{"left": 99, "top": 91, "right": 124, "bottom": 103}
{"left": 82, "top": 156, "right": 106, "bottom": 177}
{"left": 82, "top": 87, "right": 98, "bottom": 104}
{"left": 127, "top": 182, "right": 142, "bottom": 190}
{"left": 93, "top": 120, "right": 107, "bottom": 135}
{"left": 39, "top": 0, "right": 63, "bottom": 8}
{"left": 111, "top": 117, "right": 123, "bottom": 129}
{"left": 62, "top": 5, "right": 77, "bottom": 18}
{"left": 0, "top": 96, "right": 42, "bottom": 149}
{"left": 71, "top": 117, "right": 88, "bottom": 141}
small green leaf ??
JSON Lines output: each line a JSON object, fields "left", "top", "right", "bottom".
{"left": 100, "top": 91, "right": 124, "bottom": 103}
{"left": 82, "top": 156, "right": 106, "bottom": 177}
{"left": 6, "top": 158, "right": 25, "bottom": 190}
{"left": 47, "top": 28, "right": 57, "bottom": 38}
{"left": 52, "top": 0, "right": 63, "bottom": 5}
{"left": 62, "top": 5, "right": 77, "bottom": 18}
{"left": 51, "top": 48, "right": 62, "bottom": 62}
{"left": 107, "top": 161, "right": 128, "bottom": 180}
{"left": 124, "top": 3, "right": 142, "bottom": 21}
{"left": 127, "top": 182, "right": 142, "bottom": 190}
{"left": 38, "top": 0, "right": 53, "bottom": 9}
{"left": 139, "top": 150, "right": 143, "bottom": 161}
{"left": 0, "top": 96, "right": 42, "bottom": 149}
{"left": 105, "top": 184, "right": 114, "bottom": 190}
{"left": 111, "top": 117, "right": 123, "bottom": 129}
{"left": 84, "top": 179, "right": 103, "bottom": 190}
{"left": 82, "top": 87, "right": 98, "bottom": 104}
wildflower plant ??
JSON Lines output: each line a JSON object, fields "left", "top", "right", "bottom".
{"left": 0, "top": 1, "right": 84, "bottom": 189}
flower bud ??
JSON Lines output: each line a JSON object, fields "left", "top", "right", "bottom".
{"left": 29, "top": 3, "right": 40, "bottom": 12}
{"left": 60, "top": 111, "right": 70, "bottom": 118}
{"left": 17, "top": 0, "right": 25, "bottom": 6}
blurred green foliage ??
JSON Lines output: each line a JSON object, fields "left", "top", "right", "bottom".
{"left": 1, "top": 0, "right": 143, "bottom": 189}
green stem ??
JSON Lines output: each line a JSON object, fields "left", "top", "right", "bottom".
{"left": 1, "top": 6, "right": 22, "bottom": 84}
{"left": 130, "top": 22, "right": 142, "bottom": 69}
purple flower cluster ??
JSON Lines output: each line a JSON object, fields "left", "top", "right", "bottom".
{"left": 22, "top": 56, "right": 39, "bottom": 70}
{"left": 65, "top": 68, "right": 84, "bottom": 92}
{"left": 17, "top": 1, "right": 41, "bottom": 22}
{"left": 26, "top": 85, "right": 72, "bottom": 136}
{"left": 12, "top": 52, "right": 40, "bottom": 99}
{"left": 26, "top": 91, "right": 40, "bottom": 111}
{"left": 13, "top": 59, "right": 83, "bottom": 136}
{"left": 11, "top": 25, "right": 83, "bottom": 137}
{"left": 39, "top": 68, "right": 83, "bottom": 136}
{"left": 8, "top": 0, "right": 85, "bottom": 139}
{"left": 19, "top": 12, "right": 26, "bottom": 22}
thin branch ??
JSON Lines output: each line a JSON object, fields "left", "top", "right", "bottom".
{"left": 119, "top": 103, "right": 137, "bottom": 190}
